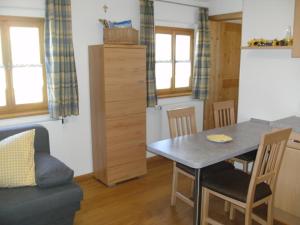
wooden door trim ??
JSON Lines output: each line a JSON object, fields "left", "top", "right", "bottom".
{"left": 209, "top": 12, "right": 242, "bottom": 21}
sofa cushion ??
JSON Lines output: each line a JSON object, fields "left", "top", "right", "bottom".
{"left": 35, "top": 153, "right": 74, "bottom": 188}
{"left": 0, "top": 125, "right": 50, "bottom": 154}
{"left": 0, "top": 130, "right": 36, "bottom": 188}
{"left": 0, "top": 182, "right": 83, "bottom": 225}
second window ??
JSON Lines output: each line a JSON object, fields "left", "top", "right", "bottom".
{"left": 155, "top": 26, "right": 194, "bottom": 97}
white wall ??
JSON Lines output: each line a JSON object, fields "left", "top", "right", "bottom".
{"left": 208, "top": 0, "right": 243, "bottom": 15}
{"left": 238, "top": 0, "right": 300, "bottom": 122}
{"left": 0, "top": 0, "right": 208, "bottom": 175}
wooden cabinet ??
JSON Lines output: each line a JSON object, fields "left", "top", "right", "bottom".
{"left": 274, "top": 132, "right": 300, "bottom": 225}
{"left": 293, "top": 0, "right": 300, "bottom": 57}
{"left": 88, "top": 44, "right": 147, "bottom": 186}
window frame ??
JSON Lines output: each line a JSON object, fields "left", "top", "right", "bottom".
{"left": 0, "top": 16, "right": 48, "bottom": 119}
{"left": 155, "top": 26, "right": 194, "bottom": 98}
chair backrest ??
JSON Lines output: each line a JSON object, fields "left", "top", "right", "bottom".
{"left": 167, "top": 107, "right": 197, "bottom": 138}
{"left": 247, "top": 128, "right": 292, "bottom": 203}
{"left": 0, "top": 124, "right": 50, "bottom": 154}
{"left": 213, "top": 100, "right": 236, "bottom": 128}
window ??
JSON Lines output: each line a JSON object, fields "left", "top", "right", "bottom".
{"left": 0, "top": 16, "right": 47, "bottom": 119}
{"left": 155, "top": 26, "right": 194, "bottom": 97}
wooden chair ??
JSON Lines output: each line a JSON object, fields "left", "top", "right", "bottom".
{"left": 168, "top": 107, "right": 197, "bottom": 207}
{"left": 213, "top": 100, "right": 257, "bottom": 173}
{"left": 201, "top": 128, "right": 292, "bottom": 225}
{"left": 167, "top": 107, "right": 234, "bottom": 208}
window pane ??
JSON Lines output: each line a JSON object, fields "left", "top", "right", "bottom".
{"left": 156, "top": 34, "right": 172, "bottom": 61}
{"left": 156, "top": 62, "right": 172, "bottom": 90}
{"left": 175, "top": 62, "right": 191, "bottom": 88}
{"left": 0, "top": 32, "right": 6, "bottom": 107}
{"left": 10, "top": 27, "right": 41, "bottom": 65}
{"left": 176, "top": 35, "right": 191, "bottom": 61}
{"left": 0, "top": 69, "right": 6, "bottom": 107}
{"left": 12, "top": 67, "right": 44, "bottom": 104}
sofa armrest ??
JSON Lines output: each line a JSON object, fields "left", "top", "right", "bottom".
{"left": 35, "top": 153, "right": 74, "bottom": 188}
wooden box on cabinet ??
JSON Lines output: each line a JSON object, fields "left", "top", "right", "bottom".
{"left": 88, "top": 44, "right": 147, "bottom": 186}
{"left": 103, "top": 28, "right": 139, "bottom": 45}
{"left": 293, "top": 0, "right": 300, "bottom": 57}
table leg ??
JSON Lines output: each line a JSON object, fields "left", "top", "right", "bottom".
{"left": 193, "top": 168, "right": 202, "bottom": 225}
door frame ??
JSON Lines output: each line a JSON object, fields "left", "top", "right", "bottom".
{"left": 209, "top": 12, "right": 242, "bottom": 22}
{"left": 203, "top": 12, "right": 243, "bottom": 130}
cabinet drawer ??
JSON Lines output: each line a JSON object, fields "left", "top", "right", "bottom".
{"left": 106, "top": 113, "right": 146, "bottom": 144}
{"left": 287, "top": 132, "right": 300, "bottom": 150}
{"left": 107, "top": 140, "right": 145, "bottom": 167}
{"left": 275, "top": 147, "right": 300, "bottom": 217}
{"left": 104, "top": 48, "right": 146, "bottom": 102}
{"left": 105, "top": 100, "right": 146, "bottom": 119}
{"left": 107, "top": 160, "right": 146, "bottom": 185}
{"left": 105, "top": 82, "right": 146, "bottom": 102}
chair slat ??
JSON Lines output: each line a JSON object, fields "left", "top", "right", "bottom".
{"left": 213, "top": 100, "right": 235, "bottom": 128}
{"left": 167, "top": 107, "right": 197, "bottom": 138}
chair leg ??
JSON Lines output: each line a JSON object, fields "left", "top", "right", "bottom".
{"left": 190, "top": 180, "right": 194, "bottom": 198}
{"left": 243, "top": 161, "right": 249, "bottom": 173}
{"left": 224, "top": 201, "right": 230, "bottom": 213}
{"left": 202, "top": 188, "right": 210, "bottom": 225}
{"left": 245, "top": 208, "right": 252, "bottom": 225}
{"left": 250, "top": 162, "right": 254, "bottom": 174}
{"left": 267, "top": 198, "right": 274, "bottom": 225}
{"left": 171, "top": 163, "right": 178, "bottom": 206}
{"left": 229, "top": 204, "right": 236, "bottom": 220}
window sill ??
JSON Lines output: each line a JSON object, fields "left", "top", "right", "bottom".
{"left": 0, "top": 109, "right": 49, "bottom": 120}
{"left": 158, "top": 91, "right": 192, "bottom": 99}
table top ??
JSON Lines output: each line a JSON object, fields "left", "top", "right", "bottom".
{"left": 271, "top": 116, "right": 300, "bottom": 133}
{"left": 147, "top": 120, "right": 271, "bottom": 169}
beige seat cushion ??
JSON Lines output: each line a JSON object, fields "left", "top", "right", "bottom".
{"left": 0, "top": 130, "right": 36, "bottom": 188}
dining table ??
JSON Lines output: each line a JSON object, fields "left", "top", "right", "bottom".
{"left": 147, "top": 119, "right": 272, "bottom": 225}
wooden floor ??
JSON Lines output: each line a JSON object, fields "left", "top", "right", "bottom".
{"left": 74, "top": 157, "right": 285, "bottom": 225}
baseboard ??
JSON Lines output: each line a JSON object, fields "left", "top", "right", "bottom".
{"left": 74, "top": 156, "right": 165, "bottom": 182}
{"left": 74, "top": 172, "right": 94, "bottom": 182}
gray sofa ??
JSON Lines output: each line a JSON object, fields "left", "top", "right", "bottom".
{"left": 0, "top": 124, "right": 83, "bottom": 225}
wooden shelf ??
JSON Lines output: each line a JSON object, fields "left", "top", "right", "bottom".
{"left": 242, "top": 46, "right": 293, "bottom": 50}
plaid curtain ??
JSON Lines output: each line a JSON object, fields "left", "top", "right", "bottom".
{"left": 192, "top": 7, "right": 211, "bottom": 100}
{"left": 140, "top": 0, "right": 157, "bottom": 107}
{"left": 45, "top": 0, "right": 79, "bottom": 119}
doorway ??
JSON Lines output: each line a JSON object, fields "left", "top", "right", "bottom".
{"left": 203, "top": 12, "right": 242, "bottom": 130}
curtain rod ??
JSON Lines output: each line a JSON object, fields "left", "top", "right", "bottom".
{"left": 153, "top": 0, "right": 205, "bottom": 9}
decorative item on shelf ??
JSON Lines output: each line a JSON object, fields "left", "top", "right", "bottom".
{"left": 98, "top": 3, "right": 137, "bottom": 45}
{"left": 99, "top": 19, "right": 109, "bottom": 28}
{"left": 247, "top": 37, "right": 293, "bottom": 47}
{"left": 99, "top": 19, "right": 133, "bottom": 28}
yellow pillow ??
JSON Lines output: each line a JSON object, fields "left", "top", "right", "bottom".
{"left": 0, "top": 129, "right": 36, "bottom": 188}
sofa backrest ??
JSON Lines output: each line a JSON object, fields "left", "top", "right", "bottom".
{"left": 0, "top": 124, "right": 50, "bottom": 154}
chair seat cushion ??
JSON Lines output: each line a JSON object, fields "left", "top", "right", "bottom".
{"left": 35, "top": 153, "right": 74, "bottom": 188}
{"left": 202, "top": 169, "right": 272, "bottom": 203}
{"left": 0, "top": 182, "right": 83, "bottom": 225}
{"left": 235, "top": 150, "right": 257, "bottom": 162}
{"left": 176, "top": 161, "right": 234, "bottom": 179}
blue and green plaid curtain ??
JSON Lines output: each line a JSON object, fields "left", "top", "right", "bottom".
{"left": 45, "top": 0, "right": 79, "bottom": 119}
{"left": 192, "top": 7, "right": 211, "bottom": 100}
{"left": 140, "top": 0, "right": 157, "bottom": 107}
